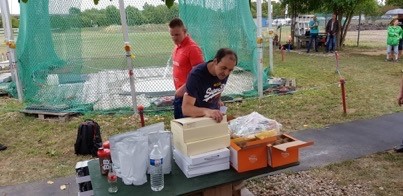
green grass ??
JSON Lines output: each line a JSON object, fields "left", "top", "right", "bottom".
{"left": 51, "top": 25, "right": 173, "bottom": 72}
{"left": 0, "top": 28, "right": 402, "bottom": 194}
{"left": 1, "top": 45, "right": 402, "bottom": 187}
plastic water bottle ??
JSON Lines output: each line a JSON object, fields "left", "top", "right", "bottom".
{"left": 150, "top": 145, "right": 164, "bottom": 191}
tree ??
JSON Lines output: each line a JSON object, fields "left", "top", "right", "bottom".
{"left": 279, "top": 0, "right": 318, "bottom": 44}
{"left": 321, "top": 0, "right": 378, "bottom": 47}
{"left": 105, "top": 5, "right": 120, "bottom": 25}
{"left": 386, "top": 0, "right": 403, "bottom": 6}
{"left": 126, "top": 6, "right": 146, "bottom": 26}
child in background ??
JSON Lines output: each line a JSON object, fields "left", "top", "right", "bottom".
{"left": 386, "top": 18, "right": 402, "bottom": 62}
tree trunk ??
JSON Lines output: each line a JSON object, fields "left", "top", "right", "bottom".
{"left": 290, "top": 5, "right": 297, "bottom": 45}
{"left": 340, "top": 10, "right": 353, "bottom": 47}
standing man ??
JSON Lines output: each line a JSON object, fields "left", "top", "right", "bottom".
{"left": 307, "top": 15, "right": 319, "bottom": 53}
{"left": 182, "top": 48, "right": 237, "bottom": 123}
{"left": 325, "top": 14, "right": 339, "bottom": 53}
{"left": 398, "top": 14, "right": 403, "bottom": 60}
{"left": 169, "top": 18, "right": 204, "bottom": 119}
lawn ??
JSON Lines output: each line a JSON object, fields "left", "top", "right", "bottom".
{"left": 0, "top": 28, "right": 402, "bottom": 195}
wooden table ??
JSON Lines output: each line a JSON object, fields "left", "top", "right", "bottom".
{"left": 88, "top": 159, "right": 297, "bottom": 196}
{"left": 295, "top": 33, "right": 327, "bottom": 49}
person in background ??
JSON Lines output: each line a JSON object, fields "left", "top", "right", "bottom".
{"left": 182, "top": 48, "right": 237, "bottom": 123}
{"left": 325, "top": 14, "right": 339, "bottom": 53}
{"left": 397, "top": 14, "right": 403, "bottom": 60}
{"left": 395, "top": 76, "right": 403, "bottom": 153}
{"left": 307, "top": 15, "right": 319, "bottom": 53}
{"left": 0, "top": 143, "right": 7, "bottom": 151}
{"left": 386, "top": 18, "right": 402, "bottom": 62}
{"left": 169, "top": 18, "right": 204, "bottom": 119}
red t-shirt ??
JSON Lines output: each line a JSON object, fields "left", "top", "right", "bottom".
{"left": 172, "top": 36, "right": 204, "bottom": 90}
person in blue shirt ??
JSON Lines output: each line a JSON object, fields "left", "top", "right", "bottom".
{"left": 182, "top": 48, "right": 237, "bottom": 123}
{"left": 307, "top": 15, "right": 319, "bottom": 53}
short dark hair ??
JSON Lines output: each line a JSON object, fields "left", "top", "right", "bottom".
{"left": 214, "top": 48, "right": 238, "bottom": 65}
{"left": 169, "top": 18, "right": 185, "bottom": 28}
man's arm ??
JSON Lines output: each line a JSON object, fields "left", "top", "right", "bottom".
{"left": 182, "top": 93, "right": 224, "bottom": 122}
{"left": 175, "top": 84, "right": 186, "bottom": 98}
{"left": 189, "top": 47, "right": 204, "bottom": 68}
{"left": 398, "top": 77, "right": 403, "bottom": 106}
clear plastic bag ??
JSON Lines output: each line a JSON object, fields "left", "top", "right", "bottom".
{"left": 229, "top": 112, "right": 282, "bottom": 137}
{"left": 109, "top": 122, "right": 172, "bottom": 186}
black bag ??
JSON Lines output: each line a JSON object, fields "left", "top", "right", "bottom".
{"left": 74, "top": 119, "right": 102, "bottom": 157}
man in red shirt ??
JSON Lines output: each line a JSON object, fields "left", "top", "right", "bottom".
{"left": 169, "top": 18, "right": 204, "bottom": 119}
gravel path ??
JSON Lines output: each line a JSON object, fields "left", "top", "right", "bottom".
{"left": 245, "top": 171, "right": 373, "bottom": 196}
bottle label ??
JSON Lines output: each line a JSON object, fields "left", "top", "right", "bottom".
{"left": 102, "top": 159, "right": 110, "bottom": 170}
{"left": 150, "top": 158, "right": 163, "bottom": 166}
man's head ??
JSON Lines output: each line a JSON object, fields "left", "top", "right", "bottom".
{"left": 313, "top": 15, "right": 317, "bottom": 21}
{"left": 169, "top": 18, "right": 187, "bottom": 45}
{"left": 211, "top": 48, "right": 238, "bottom": 80}
{"left": 332, "top": 14, "right": 336, "bottom": 21}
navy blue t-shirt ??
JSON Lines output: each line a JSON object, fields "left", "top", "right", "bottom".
{"left": 186, "top": 61, "right": 228, "bottom": 109}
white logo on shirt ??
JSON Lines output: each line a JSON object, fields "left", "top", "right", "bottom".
{"left": 203, "top": 84, "right": 225, "bottom": 102}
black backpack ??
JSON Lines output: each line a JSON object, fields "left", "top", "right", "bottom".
{"left": 74, "top": 119, "right": 102, "bottom": 157}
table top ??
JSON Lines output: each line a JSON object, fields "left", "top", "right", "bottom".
{"left": 88, "top": 159, "right": 290, "bottom": 196}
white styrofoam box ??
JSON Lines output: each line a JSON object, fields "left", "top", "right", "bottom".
{"left": 173, "top": 148, "right": 230, "bottom": 165}
{"left": 173, "top": 149, "right": 229, "bottom": 169}
{"left": 174, "top": 154, "right": 229, "bottom": 178}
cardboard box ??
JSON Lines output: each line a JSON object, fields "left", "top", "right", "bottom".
{"left": 173, "top": 134, "right": 230, "bottom": 156}
{"left": 229, "top": 137, "right": 277, "bottom": 173}
{"left": 174, "top": 149, "right": 230, "bottom": 178}
{"left": 171, "top": 116, "right": 229, "bottom": 143}
{"left": 267, "top": 134, "right": 313, "bottom": 168}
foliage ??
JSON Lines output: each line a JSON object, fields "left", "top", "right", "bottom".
{"left": 321, "top": 0, "right": 378, "bottom": 47}
{"left": 47, "top": 3, "right": 178, "bottom": 29}
{"left": 11, "top": 17, "right": 19, "bottom": 28}
{"left": 249, "top": 0, "right": 284, "bottom": 18}
{"left": 386, "top": 0, "right": 403, "bottom": 6}
{"left": 279, "top": 0, "right": 319, "bottom": 43}
{"left": 20, "top": 0, "right": 177, "bottom": 8}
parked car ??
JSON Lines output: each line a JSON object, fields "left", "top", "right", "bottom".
{"left": 272, "top": 18, "right": 291, "bottom": 26}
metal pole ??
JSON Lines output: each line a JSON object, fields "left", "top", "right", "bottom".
{"left": 268, "top": 0, "right": 273, "bottom": 75}
{"left": 340, "top": 78, "right": 347, "bottom": 115}
{"left": 0, "top": 0, "right": 23, "bottom": 101}
{"left": 118, "top": 0, "right": 137, "bottom": 113}
{"left": 256, "top": 0, "right": 263, "bottom": 98}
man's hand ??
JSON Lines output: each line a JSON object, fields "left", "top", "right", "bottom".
{"left": 398, "top": 95, "right": 403, "bottom": 106}
{"left": 204, "top": 109, "right": 224, "bottom": 123}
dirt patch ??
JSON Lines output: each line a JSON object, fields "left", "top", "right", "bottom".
{"left": 358, "top": 50, "right": 385, "bottom": 56}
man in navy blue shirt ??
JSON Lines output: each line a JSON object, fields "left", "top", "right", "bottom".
{"left": 182, "top": 48, "right": 237, "bottom": 123}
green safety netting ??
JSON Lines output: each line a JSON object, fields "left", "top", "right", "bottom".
{"left": 14, "top": 0, "right": 260, "bottom": 114}
{"left": 179, "top": 0, "right": 258, "bottom": 75}
{"left": 179, "top": 0, "right": 269, "bottom": 95}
